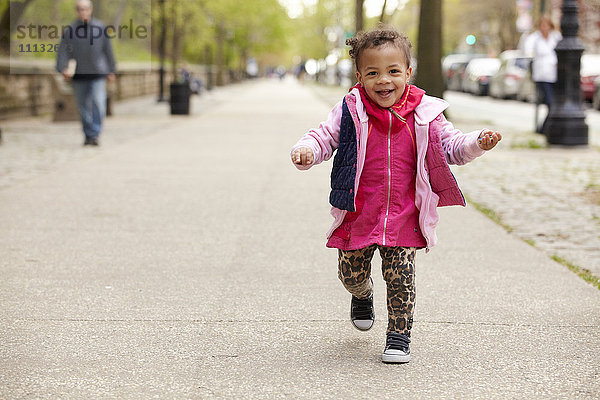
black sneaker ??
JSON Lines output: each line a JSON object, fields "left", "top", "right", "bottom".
{"left": 350, "top": 293, "right": 374, "bottom": 331}
{"left": 382, "top": 332, "right": 410, "bottom": 363}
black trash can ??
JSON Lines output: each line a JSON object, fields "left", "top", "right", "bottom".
{"left": 170, "top": 82, "right": 191, "bottom": 115}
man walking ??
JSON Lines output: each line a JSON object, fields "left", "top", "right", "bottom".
{"left": 57, "top": 0, "right": 116, "bottom": 146}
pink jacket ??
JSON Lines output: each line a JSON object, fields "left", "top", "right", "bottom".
{"left": 292, "top": 87, "right": 486, "bottom": 251}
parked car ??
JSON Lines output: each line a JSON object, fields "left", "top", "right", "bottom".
{"left": 462, "top": 57, "right": 501, "bottom": 96}
{"left": 593, "top": 76, "right": 600, "bottom": 110}
{"left": 581, "top": 53, "right": 600, "bottom": 102}
{"left": 518, "top": 53, "right": 600, "bottom": 104}
{"left": 446, "top": 61, "right": 468, "bottom": 91}
{"left": 489, "top": 50, "right": 532, "bottom": 99}
{"left": 442, "top": 53, "right": 485, "bottom": 92}
{"left": 516, "top": 67, "right": 536, "bottom": 103}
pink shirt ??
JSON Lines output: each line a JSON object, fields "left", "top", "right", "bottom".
{"left": 327, "top": 85, "right": 427, "bottom": 250}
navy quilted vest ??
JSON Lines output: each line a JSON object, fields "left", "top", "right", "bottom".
{"left": 329, "top": 99, "right": 357, "bottom": 212}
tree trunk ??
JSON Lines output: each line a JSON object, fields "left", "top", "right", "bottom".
{"left": 0, "top": 0, "right": 36, "bottom": 55}
{"left": 170, "top": 0, "right": 181, "bottom": 82}
{"left": 352, "top": 0, "right": 364, "bottom": 82}
{"left": 355, "top": 0, "right": 363, "bottom": 33}
{"left": 216, "top": 21, "right": 225, "bottom": 86}
{"left": 205, "top": 44, "right": 213, "bottom": 90}
{"left": 416, "top": 0, "right": 444, "bottom": 98}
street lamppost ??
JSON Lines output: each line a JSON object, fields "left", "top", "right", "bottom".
{"left": 545, "top": 0, "right": 588, "bottom": 145}
{"left": 157, "top": 0, "right": 167, "bottom": 102}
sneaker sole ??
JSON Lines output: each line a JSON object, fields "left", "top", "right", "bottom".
{"left": 381, "top": 353, "right": 410, "bottom": 364}
{"left": 351, "top": 318, "right": 374, "bottom": 331}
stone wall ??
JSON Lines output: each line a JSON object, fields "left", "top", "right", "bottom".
{"left": 0, "top": 60, "right": 218, "bottom": 120}
{"left": 0, "top": 65, "right": 55, "bottom": 119}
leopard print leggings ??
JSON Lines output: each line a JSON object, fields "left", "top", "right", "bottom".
{"left": 338, "top": 245, "right": 416, "bottom": 336}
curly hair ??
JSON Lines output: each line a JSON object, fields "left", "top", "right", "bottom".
{"left": 346, "top": 27, "right": 412, "bottom": 70}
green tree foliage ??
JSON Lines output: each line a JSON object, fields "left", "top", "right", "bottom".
{"left": 379, "top": 0, "right": 419, "bottom": 45}
{"left": 3, "top": 0, "right": 291, "bottom": 73}
{"left": 1, "top": 0, "right": 37, "bottom": 54}
{"left": 3, "top": 0, "right": 553, "bottom": 79}
{"left": 4, "top": 0, "right": 151, "bottom": 59}
{"left": 287, "top": 0, "right": 356, "bottom": 65}
{"left": 444, "top": 0, "right": 520, "bottom": 55}
{"left": 150, "top": 0, "right": 290, "bottom": 80}
{"left": 291, "top": 0, "right": 339, "bottom": 61}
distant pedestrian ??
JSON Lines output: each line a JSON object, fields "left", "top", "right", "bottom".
{"left": 290, "top": 26, "right": 502, "bottom": 364}
{"left": 295, "top": 61, "right": 306, "bottom": 83}
{"left": 56, "top": 0, "right": 116, "bottom": 146}
{"left": 524, "top": 16, "right": 562, "bottom": 133}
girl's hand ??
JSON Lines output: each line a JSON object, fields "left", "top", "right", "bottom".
{"left": 292, "top": 147, "right": 314, "bottom": 166}
{"left": 478, "top": 130, "right": 502, "bottom": 150}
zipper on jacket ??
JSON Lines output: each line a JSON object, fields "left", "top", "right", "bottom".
{"left": 390, "top": 108, "right": 406, "bottom": 123}
{"left": 382, "top": 110, "right": 393, "bottom": 246}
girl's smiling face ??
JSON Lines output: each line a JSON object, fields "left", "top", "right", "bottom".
{"left": 356, "top": 44, "right": 412, "bottom": 108}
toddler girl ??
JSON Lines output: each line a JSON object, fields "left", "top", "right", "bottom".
{"left": 290, "top": 27, "right": 501, "bottom": 363}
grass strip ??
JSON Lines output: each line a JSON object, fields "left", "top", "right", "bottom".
{"left": 551, "top": 255, "right": 600, "bottom": 291}
{"left": 464, "top": 195, "right": 513, "bottom": 233}
{"left": 465, "top": 194, "right": 600, "bottom": 291}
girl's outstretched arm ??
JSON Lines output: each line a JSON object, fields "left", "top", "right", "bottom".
{"left": 290, "top": 100, "right": 344, "bottom": 170}
{"left": 433, "top": 113, "right": 501, "bottom": 165}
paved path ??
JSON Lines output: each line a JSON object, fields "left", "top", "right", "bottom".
{"left": 1, "top": 79, "right": 599, "bottom": 398}
{"left": 0, "top": 89, "right": 225, "bottom": 189}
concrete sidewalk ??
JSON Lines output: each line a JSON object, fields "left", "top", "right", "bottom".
{"left": 1, "top": 79, "right": 599, "bottom": 399}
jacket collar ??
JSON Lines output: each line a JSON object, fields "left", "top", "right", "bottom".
{"left": 347, "top": 86, "right": 449, "bottom": 125}
{"left": 356, "top": 84, "right": 424, "bottom": 121}
{"left": 346, "top": 87, "right": 367, "bottom": 123}
{"left": 414, "top": 95, "right": 449, "bottom": 124}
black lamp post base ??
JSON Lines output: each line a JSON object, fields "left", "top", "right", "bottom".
{"left": 544, "top": 0, "right": 589, "bottom": 146}
{"left": 545, "top": 117, "right": 589, "bottom": 146}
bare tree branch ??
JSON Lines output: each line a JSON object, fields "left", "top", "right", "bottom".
{"left": 379, "top": 0, "right": 388, "bottom": 23}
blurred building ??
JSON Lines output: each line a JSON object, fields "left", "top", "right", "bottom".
{"left": 579, "top": 0, "right": 600, "bottom": 52}
{"left": 546, "top": 0, "right": 600, "bottom": 53}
